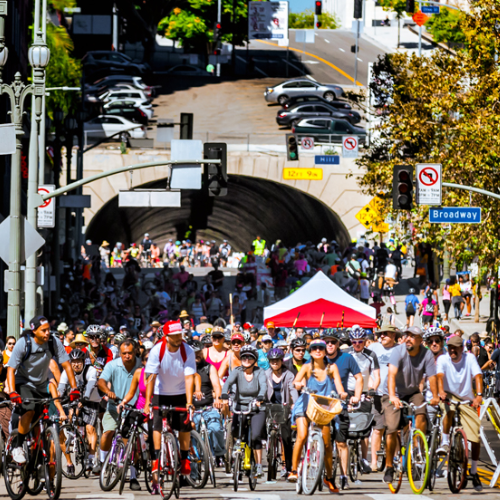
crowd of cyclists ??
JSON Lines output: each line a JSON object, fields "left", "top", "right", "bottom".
{"left": 0, "top": 306, "right": 495, "bottom": 499}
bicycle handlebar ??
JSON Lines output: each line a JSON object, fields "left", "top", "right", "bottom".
{"left": 152, "top": 405, "right": 191, "bottom": 425}
{"left": 445, "top": 399, "right": 471, "bottom": 406}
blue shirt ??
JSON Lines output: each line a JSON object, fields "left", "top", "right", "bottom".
{"left": 405, "top": 294, "right": 420, "bottom": 311}
{"left": 257, "top": 349, "right": 270, "bottom": 370}
{"left": 270, "top": 333, "right": 284, "bottom": 345}
{"left": 327, "top": 351, "right": 361, "bottom": 391}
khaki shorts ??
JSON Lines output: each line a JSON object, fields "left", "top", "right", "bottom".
{"left": 440, "top": 393, "right": 480, "bottom": 444}
{"left": 102, "top": 410, "right": 120, "bottom": 433}
{"left": 371, "top": 395, "right": 386, "bottom": 430}
{"left": 381, "top": 393, "right": 427, "bottom": 434}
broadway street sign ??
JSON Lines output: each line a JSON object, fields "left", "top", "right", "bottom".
{"left": 429, "top": 207, "right": 481, "bottom": 224}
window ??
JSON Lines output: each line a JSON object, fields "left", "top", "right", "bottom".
{"left": 109, "top": 53, "right": 126, "bottom": 62}
{"left": 283, "top": 82, "right": 299, "bottom": 88}
{"left": 334, "top": 121, "right": 352, "bottom": 133}
{"left": 314, "top": 105, "right": 330, "bottom": 113}
{"left": 103, "top": 117, "right": 123, "bottom": 124}
{"left": 297, "top": 106, "right": 315, "bottom": 112}
{"left": 309, "top": 120, "right": 328, "bottom": 128}
{"left": 298, "top": 81, "right": 317, "bottom": 88}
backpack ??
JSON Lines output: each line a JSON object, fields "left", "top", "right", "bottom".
{"left": 159, "top": 338, "right": 187, "bottom": 364}
{"left": 425, "top": 300, "right": 435, "bottom": 314}
{"left": 21, "top": 332, "right": 59, "bottom": 365}
{"left": 406, "top": 300, "right": 416, "bottom": 316}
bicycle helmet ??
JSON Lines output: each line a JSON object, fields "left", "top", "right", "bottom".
{"left": 409, "top": 288, "right": 417, "bottom": 294}
{"left": 205, "top": 327, "right": 213, "bottom": 335}
{"left": 69, "top": 348, "right": 86, "bottom": 362}
{"left": 267, "top": 348, "right": 285, "bottom": 360}
{"left": 142, "top": 340, "right": 154, "bottom": 350}
{"left": 224, "top": 332, "right": 232, "bottom": 342}
{"left": 240, "top": 345, "right": 258, "bottom": 360}
{"left": 349, "top": 325, "right": 366, "bottom": 340}
{"left": 114, "top": 332, "right": 127, "bottom": 345}
{"left": 201, "top": 334, "right": 213, "bottom": 345}
{"left": 242, "top": 332, "right": 251, "bottom": 344}
{"left": 188, "top": 340, "right": 204, "bottom": 352}
{"left": 86, "top": 324, "right": 102, "bottom": 337}
{"left": 291, "top": 338, "right": 307, "bottom": 350}
{"left": 321, "top": 328, "right": 337, "bottom": 340}
{"left": 423, "top": 326, "right": 445, "bottom": 341}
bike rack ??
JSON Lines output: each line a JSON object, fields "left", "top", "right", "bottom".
{"left": 479, "top": 398, "right": 500, "bottom": 488}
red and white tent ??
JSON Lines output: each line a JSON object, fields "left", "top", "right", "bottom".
{"left": 264, "top": 271, "right": 377, "bottom": 328}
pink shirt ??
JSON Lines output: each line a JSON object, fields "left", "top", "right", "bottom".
{"left": 294, "top": 259, "right": 308, "bottom": 274}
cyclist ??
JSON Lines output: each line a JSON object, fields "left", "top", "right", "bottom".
{"left": 95, "top": 339, "right": 142, "bottom": 485}
{"left": 289, "top": 339, "right": 346, "bottom": 492}
{"left": 419, "top": 290, "right": 438, "bottom": 328}
{"left": 422, "top": 326, "right": 445, "bottom": 420}
{"left": 436, "top": 335, "right": 484, "bottom": 491}
{"left": 265, "top": 347, "right": 298, "bottom": 478}
{"left": 203, "top": 325, "right": 227, "bottom": 371}
{"left": 218, "top": 332, "right": 244, "bottom": 380}
{"left": 382, "top": 326, "right": 439, "bottom": 484}
{"left": 86, "top": 324, "right": 114, "bottom": 367}
{"left": 7, "top": 315, "right": 78, "bottom": 464}
{"left": 346, "top": 325, "right": 380, "bottom": 474}
{"left": 222, "top": 345, "right": 267, "bottom": 478}
{"left": 284, "top": 337, "right": 308, "bottom": 376}
{"left": 144, "top": 321, "right": 196, "bottom": 476}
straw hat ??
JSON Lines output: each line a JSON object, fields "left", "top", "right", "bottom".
{"left": 70, "top": 333, "right": 89, "bottom": 348}
{"left": 179, "top": 310, "right": 190, "bottom": 319}
{"left": 101, "top": 240, "right": 110, "bottom": 247}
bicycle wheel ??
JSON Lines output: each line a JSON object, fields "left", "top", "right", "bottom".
{"left": 426, "top": 426, "right": 440, "bottom": 491}
{"left": 332, "top": 441, "right": 339, "bottom": 484}
{"left": 118, "top": 431, "right": 135, "bottom": 495}
{"left": 233, "top": 451, "right": 241, "bottom": 492}
{"left": 142, "top": 453, "right": 154, "bottom": 494}
{"left": 296, "top": 456, "right": 304, "bottom": 494}
{"left": 185, "top": 430, "right": 209, "bottom": 489}
{"left": 60, "top": 425, "right": 87, "bottom": 480}
{"left": 447, "top": 428, "right": 468, "bottom": 493}
{"left": 388, "top": 434, "right": 403, "bottom": 494}
{"left": 3, "top": 432, "right": 27, "bottom": 500}
{"left": 267, "top": 430, "right": 277, "bottom": 481}
{"left": 249, "top": 450, "right": 257, "bottom": 491}
{"left": 100, "top": 438, "right": 125, "bottom": 491}
{"left": 349, "top": 441, "right": 359, "bottom": 483}
{"left": 407, "top": 429, "right": 429, "bottom": 495}
{"left": 376, "top": 438, "right": 386, "bottom": 472}
{"left": 202, "top": 429, "right": 217, "bottom": 488}
{"left": 44, "top": 425, "right": 63, "bottom": 500}
{"left": 301, "top": 431, "right": 324, "bottom": 495}
{"left": 159, "top": 432, "right": 178, "bottom": 500}
{"left": 224, "top": 418, "right": 233, "bottom": 474}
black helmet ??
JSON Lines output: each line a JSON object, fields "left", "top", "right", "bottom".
{"left": 69, "top": 349, "right": 86, "bottom": 361}
{"left": 188, "top": 340, "right": 204, "bottom": 352}
{"left": 201, "top": 334, "right": 213, "bottom": 345}
{"left": 291, "top": 338, "right": 307, "bottom": 349}
{"left": 240, "top": 345, "right": 258, "bottom": 360}
{"left": 409, "top": 288, "right": 416, "bottom": 294}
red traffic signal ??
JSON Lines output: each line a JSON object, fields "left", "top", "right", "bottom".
{"left": 316, "top": 21, "right": 322, "bottom": 28}
{"left": 315, "top": 0, "right": 322, "bottom": 15}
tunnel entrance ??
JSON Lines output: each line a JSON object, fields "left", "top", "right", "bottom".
{"left": 85, "top": 175, "right": 350, "bottom": 252}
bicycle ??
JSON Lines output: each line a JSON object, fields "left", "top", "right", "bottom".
{"left": 192, "top": 406, "right": 219, "bottom": 488}
{"left": 223, "top": 411, "right": 233, "bottom": 475}
{"left": 59, "top": 401, "right": 88, "bottom": 480}
{"left": 426, "top": 403, "right": 447, "bottom": 491}
{"left": 347, "top": 403, "right": 374, "bottom": 483}
{"left": 265, "top": 403, "right": 289, "bottom": 481}
{"left": 3, "top": 397, "right": 65, "bottom": 500}
{"left": 386, "top": 400, "right": 429, "bottom": 495}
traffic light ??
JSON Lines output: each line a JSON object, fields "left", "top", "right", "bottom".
{"left": 286, "top": 134, "right": 299, "bottom": 161}
{"left": 316, "top": 21, "right": 322, "bottom": 28}
{"left": 392, "top": 165, "right": 414, "bottom": 210}
{"left": 354, "top": 0, "right": 363, "bottom": 19}
{"left": 315, "top": 1, "right": 322, "bottom": 15}
{"left": 213, "top": 22, "right": 221, "bottom": 41}
{"left": 204, "top": 142, "right": 228, "bottom": 197}
{"left": 406, "top": 0, "right": 415, "bottom": 12}
{"left": 180, "top": 113, "right": 193, "bottom": 140}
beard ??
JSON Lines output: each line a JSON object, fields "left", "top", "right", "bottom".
{"left": 406, "top": 344, "right": 414, "bottom": 352}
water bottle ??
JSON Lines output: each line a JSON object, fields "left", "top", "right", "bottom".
{"left": 139, "top": 433, "right": 147, "bottom": 453}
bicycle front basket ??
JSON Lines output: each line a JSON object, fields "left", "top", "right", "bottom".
{"left": 266, "top": 404, "right": 289, "bottom": 425}
{"left": 306, "top": 394, "right": 342, "bottom": 426}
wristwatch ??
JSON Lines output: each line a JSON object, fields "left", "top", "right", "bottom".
{"left": 477, "top": 393, "right": 483, "bottom": 396}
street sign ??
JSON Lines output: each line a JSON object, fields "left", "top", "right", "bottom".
{"left": 171, "top": 140, "right": 203, "bottom": 189}
{"left": 248, "top": 1, "right": 289, "bottom": 40}
{"left": 0, "top": 216, "right": 45, "bottom": 265}
{"left": 355, "top": 204, "right": 381, "bottom": 229}
{"left": 118, "top": 190, "right": 181, "bottom": 207}
{"left": 369, "top": 196, "right": 385, "bottom": 214}
{"left": 416, "top": 163, "right": 441, "bottom": 206}
{"left": 412, "top": 10, "right": 430, "bottom": 27}
{"left": 372, "top": 220, "right": 390, "bottom": 233}
{"left": 283, "top": 168, "right": 323, "bottom": 180}
{"left": 422, "top": 6, "right": 439, "bottom": 14}
{"left": 37, "top": 185, "right": 55, "bottom": 228}
{"left": 315, "top": 155, "right": 340, "bottom": 165}
{"left": 0, "top": 124, "right": 16, "bottom": 155}
{"left": 301, "top": 137, "right": 314, "bottom": 150}
{"left": 351, "top": 20, "right": 364, "bottom": 35}
{"left": 342, "top": 136, "right": 359, "bottom": 158}
{"left": 429, "top": 207, "right": 481, "bottom": 224}
{"left": 59, "top": 195, "right": 91, "bottom": 208}
{"left": 295, "top": 30, "right": 315, "bottom": 44}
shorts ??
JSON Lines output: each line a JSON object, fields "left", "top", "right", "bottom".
{"left": 332, "top": 409, "right": 349, "bottom": 443}
{"left": 421, "top": 315, "right": 433, "bottom": 325}
{"left": 102, "top": 410, "right": 120, "bottom": 433}
{"left": 152, "top": 394, "right": 191, "bottom": 433}
{"left": 381, "top": 392, "right": 426, "bottom": 434}
{"left": 371, "top": 395, "right": 386, "bottom": 430}
{"left": 440, "top": 393, "right": 480, "bottom": 444}
{"left": 14, "top": 385, "right": 49, "bottom": 418}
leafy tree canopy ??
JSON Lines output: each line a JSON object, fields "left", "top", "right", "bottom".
{"left": 288, "top": 10, "right": 339, "bottom": 29}
{"left": 426, "top": 8, "right": 466, "bottom": 45}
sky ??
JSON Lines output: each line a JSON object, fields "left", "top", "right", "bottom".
{"left": 288, "top": 0, "right": 316, "bottom": 14}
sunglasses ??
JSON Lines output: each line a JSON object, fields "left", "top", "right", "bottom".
{"left": 87, "top": 335, "right": 100, "bottom": 340}
{"left": 325, "top": 340, "right": 338, "bottom": 345}
{"left": 7, "top": 342, "right": 15, "bottom": 345}
{"left": 212, "top": 335, "right": 224, "bottom": 338}
{"left": 426, "top": 338, "right": 443, "bottom": 345}
{"left": 351, "top": 340, "right": 364, "bottom": 345}
{"left": 241, "top": 355, "right": 255, "bottom": 361}
{"left": 311, "top": 346, "right": 326, "bottom": 351}
{"left": 75, "top": 343, "right": 86, "bottom": 347}
{"left": 294, "top": 349, "right": 306, "bottom": 353}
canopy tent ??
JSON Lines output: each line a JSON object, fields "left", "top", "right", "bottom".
{"left": 264, "top": 271, "right": 377, "bottom": 328}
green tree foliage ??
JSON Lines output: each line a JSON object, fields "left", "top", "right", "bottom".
{"left": 288, "top": 10, "right": 339, "bottom": 29}
{"left": 357, "top": 0, "right": 500, "bottom": 268}
{"left": 379, "top": 0, "right": 407, "bottom": 16}
{"left": 426, "top": 8, "right": 466, "bottom": 44}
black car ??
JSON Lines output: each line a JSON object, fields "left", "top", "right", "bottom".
{"left": 282, "top": 94, "right": 352, "bottom": 110}
{"left": 276, "top": 102, "right": 361, "bottom": 127}
{"left": 292, "top": 117, "right": 366, "bottom": 145}
{"left": 103, "top": 105, "right": 149, "bottom": 126}
{"left": 82, "top": 51, "right": 150, "bottom": 78}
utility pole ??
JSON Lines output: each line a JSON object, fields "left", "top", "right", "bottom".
{"left": 216, "top": 0, "right": 221, "bottom": 77}
{"left": 113, "top": 3, "right": 119, "bottom": 51}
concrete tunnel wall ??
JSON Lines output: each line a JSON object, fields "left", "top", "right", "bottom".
{"left": 85, "top": 175, "right": 351, "bottom": 253}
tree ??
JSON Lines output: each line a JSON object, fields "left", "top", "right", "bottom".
{"left": 357, "top": 0, "right": 500, "bottom": 269}
{"left": 379, "top": 0, "right": 408, "bottom": 48}
{"left": 426, "top": 8, "right": 466, "bottom": 45}
{"left": 288, "top": 10, "right": 340, "bottom": 29}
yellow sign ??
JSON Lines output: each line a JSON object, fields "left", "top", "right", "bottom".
{"left": 283, "top": 168, "right": 323, "bottom": 180}
{"left": 372, "top": 220, "right": 390, "bottom": 233}
{"left": 355, "top": 204, "right": 380, "bottom": 228}
{"left": 369, "top": 196, "right": 385, "bottom": 214}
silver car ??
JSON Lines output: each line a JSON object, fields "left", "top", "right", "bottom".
{"left": 264, "top": 78, "right": 344, "bottom": 105}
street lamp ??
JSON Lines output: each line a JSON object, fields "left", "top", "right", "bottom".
{"left": 0, "top": 0, "right": 50, "bottom": 336}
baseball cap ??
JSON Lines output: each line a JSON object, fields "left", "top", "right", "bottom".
{"left": 262, "top": 334, "right": 273, "bottom": 342}
{"left": 447, "top": 335, "right": 464, "bottom": 347}
{"left": 30, "top": 315, "right": 49, "bottom": 331}
{"left": 163, "top": 321, "right": 183, "bottom": 336}
{"left": 404, "top": 326, "right": 424, "bottom": 337}
{"left": 231, "top": 333, "right": 245, "bottom": 343}
{"left": 266, "top": 321, "right": 275, "bottom": 329}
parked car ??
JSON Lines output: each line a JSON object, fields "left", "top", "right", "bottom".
{"left": 282, "top": 94, "right": 352, "bottom": 110}
{"left": 84, "top": 115, "right": 146, "bottom": 144}
{"left": 82, "top": 51, "right": 150, "bottom": 78}
{"left": 264, "top": 79, "right": 344, "bottom": 105}
{"left": 98, "top": 88, "right": 150, "bottom": 104}
{"left": 102, "top": 105, "right": 149, "bottom": 126}
{"left": 292, "top": 118, "right": 366, "bottom": 145}
{"left": 276, "top": 102, "right": 361, "bottom": 127}
{"left": 166, "top": 64, "right": 211, "bottom": 76}
{"left": 85, "top": 75, "right": 156, "bottom": 98}
{"left": 103, "top": 99, "right": 154, "bottom": 120}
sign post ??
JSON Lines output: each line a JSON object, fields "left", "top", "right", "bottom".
{"left": 416, "top": 163, "right": 442, "bottom": 205}
{"left": 37, "top": 185, "right": 56, "bottom": 228}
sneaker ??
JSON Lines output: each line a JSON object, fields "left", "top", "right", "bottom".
{"left": 471, "top": 473, "right": 483, "bottom": 492}
{"left": 66, "top": 464, "right": 75, "bottom": 476}
{"left": 86, "top": 458, "right": 94, "bottom": 471}
{"left": 12, "top": 447, "right": 26, "bottom": 465}
{"left": 361, "top": 458, "right": 372, "bottom": 474}
{"left": 383, "top": 467, "right": 394, "bottom": 484}
{"left": 255, "top": 464, "right": 263, "bottom": 478}
{"left": 436, "top": 444, "right": 449, "bottom": 455}
{"left": 151, "top": 484, "right": 160, "bottom": 495}
{"left": 340, "top": 475, "right": 349, "bottom": 490}
{"left": 323, "top": 477, "right": 339, "bottom": 493}
{"left": 287, "top": 471, "right": 298, "bottom": 483}
{"left": 130, "top": 478, "right": 141, "bottom": 491}
{"left": 180, "top": 458, "right": 191, "bottom": 475}
{"left": 92, "top": 461, "right": 102, "bottom": 475}
{"left": 280, "top": 467, "right": 288, "bottom": 478}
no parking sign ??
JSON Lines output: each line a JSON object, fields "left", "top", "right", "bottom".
{"left": 342, "top": 136, "right": 359, "bottom": 158}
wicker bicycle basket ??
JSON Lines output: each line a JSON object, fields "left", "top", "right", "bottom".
{"left": 306, "top": 394, "right": 342, "bottom": 426}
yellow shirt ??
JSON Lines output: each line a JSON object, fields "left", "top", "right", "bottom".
{"left": 448, "top": 283, "right": 462, "bottom": 297}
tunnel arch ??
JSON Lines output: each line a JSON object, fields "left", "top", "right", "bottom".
{"left": 85, "top": 175, "right": 350, "bottom": 252}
